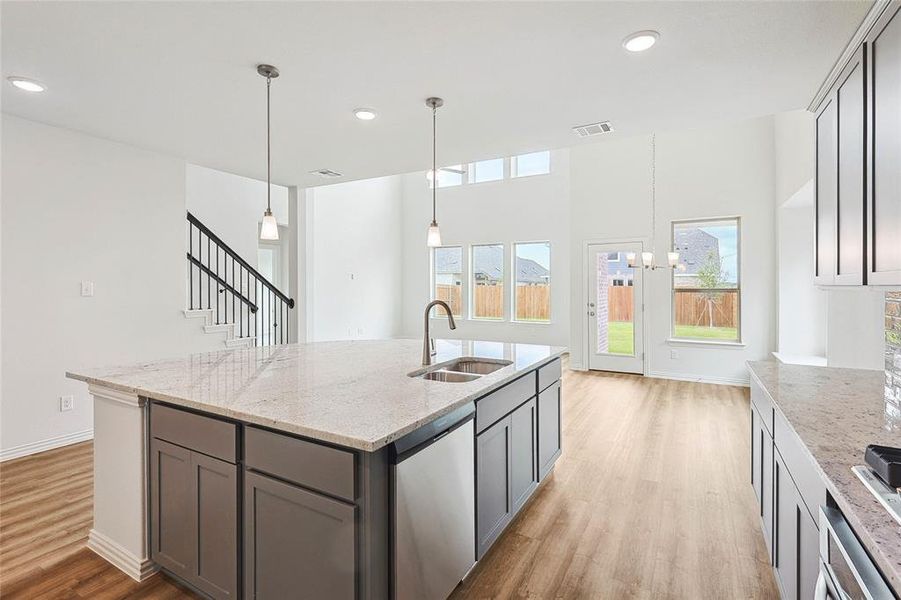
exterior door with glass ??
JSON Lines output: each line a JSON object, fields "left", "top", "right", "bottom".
{"left": 587, "top": 242, "right": 644, "bottom": 374}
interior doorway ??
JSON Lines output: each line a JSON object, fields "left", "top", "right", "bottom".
{"left": 586, "top": 242, "right": 644, "bottom": 374}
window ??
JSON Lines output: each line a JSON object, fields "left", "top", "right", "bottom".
{"left": 432, "top": 246, "right": 463, "bottom": 317}
{"left": 429, "top": 165, "right": 464, "bottom": 188}
{"left": 512, "top": 151, "right": 550, "bottom": 177}
{"left": 470, "top": 158, "right": 504, "bottom": 183}
{"left": 514, "top": 242, "right": 551, "bottom": 322}
{"left": 471, "top": 244, "right": 504, "bottom": 319}
{"left": 672, "top": 217, "right": 741, "bottom": 342}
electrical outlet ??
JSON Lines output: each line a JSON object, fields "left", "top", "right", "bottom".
{"left": 80, "top": 281, "right": 94, "bottom": 297}
{"left": 670, "top": 349, "right": 680, "bottom": 360}
{"left": 59, "top": 395, "right": 75, "bottom": 412}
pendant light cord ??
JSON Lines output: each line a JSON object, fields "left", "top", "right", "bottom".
{"left": 431, "top": 105, "right": 437, "bottom": 224}
{"left": 266, "top": 75, "right": 272, "bottom": 213}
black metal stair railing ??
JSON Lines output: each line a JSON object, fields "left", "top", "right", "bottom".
{"left": 186, "top": 211, "right": 294, "bottom": 347}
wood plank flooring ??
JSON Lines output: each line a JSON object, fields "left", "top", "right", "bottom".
{"left": 0, "top": 370, "right": 778, "bottom": 599}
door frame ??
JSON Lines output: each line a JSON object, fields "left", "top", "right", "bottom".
{"left": 580, "top": 237, "right": 648, "bottom": 375}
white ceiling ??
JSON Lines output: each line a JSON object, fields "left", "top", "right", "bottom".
{"left": 1, "top": 1, "right": 870, "bottom": 187}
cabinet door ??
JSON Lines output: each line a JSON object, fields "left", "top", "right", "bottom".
{"left": 774, "top": 451, "right": 798, "bottom": 600}
{"left": 510, "top": 399, "right": 537, "bottom": 514}
{"left": 150, "top": 438, "right": 194, "bottom": 580}
{"left": 836, "top": 47, "right": 867, "bottom": 285}
{"left": 798, "top": 503, "right": 820, "bottom": 600}
{"left": 476, "top": 416, "right": 511, "bottom": 559}
{"left": 867, "top": 4, "right": 901, "bottom": 285}
{"left": 815, "top": 95, "right": 838, "bottom": 285}
{"left": 761, "top": 428, "right": 774, "bottom": 562}
{"left": 750, "top": 405, "right": 763, "bottom": 509}
{"left": 193, "top": 453, "right": 238, "bottom": 600}
{"left": 537, "top": 380, "right": 562, "bottom": 480}
{"left": 244, "top": 470, "right": 355, "bottom": 600}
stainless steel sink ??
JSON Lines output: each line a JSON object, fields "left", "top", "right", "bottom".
{"left": 419, "top": 370, "right": 481, "bottom": 383}
{"left": 444, "top": 358, "right": 512, "bottom": 375}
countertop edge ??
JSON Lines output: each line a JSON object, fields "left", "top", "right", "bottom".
{"left": 746, "top": 361, "right": 901, "bottom": 594}
{"left": 68, "top": 351, "right": 567, "bottom": 453}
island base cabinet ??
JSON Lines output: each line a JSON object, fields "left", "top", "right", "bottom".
{"left": 750, "top": 404, "right": 774, "bottom": 561}
{"left": 243, "top": 470, "right": 355, "bottom": 600}
{"left": 150, "top": 438, "right": 238, "bottom": 600}
{"left": 537, "top": 381, "right": 562, "bottom": 481}
{"left": 476, "top": 416, "right": 511, "bottom": 560}
{"left": 510, "top": 399, "right": 538, "bottom": 514}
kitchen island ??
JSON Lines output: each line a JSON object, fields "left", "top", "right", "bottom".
{"left": 67, "top": 338, "right": 566, "bottom": 600}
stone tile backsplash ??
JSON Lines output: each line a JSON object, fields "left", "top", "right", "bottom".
{"left": 887, "top": 292, "right": 901, "bottom": 411}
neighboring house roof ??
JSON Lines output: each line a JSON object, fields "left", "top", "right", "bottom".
{"left": 674, "top": 228, "right": 720, "bottom": 275}
{"left": 434, "top": 246, "right": 549, "bottom": 283}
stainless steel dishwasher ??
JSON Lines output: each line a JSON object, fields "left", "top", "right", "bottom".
{"left": 391, "top": 402, "right": 476, "bottom": 600}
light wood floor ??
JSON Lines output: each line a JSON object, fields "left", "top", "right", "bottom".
{"left": 0, "top": 371, "right": 777, "bottom": 599}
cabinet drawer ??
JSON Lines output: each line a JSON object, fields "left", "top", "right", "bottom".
{"left": 750, "top": 376, "right": 774, "bottom": 436}
{"left": 537, "top": 358, "right": 561, "bottom": 393}
{"left": 151, "top": 403, "right": 237, "bottom": 463}
{"left": 773, "top": 409, "right": 827, "bottom": 523}
{"left": 245, "top": 427, "right": 355, "bottom": 502}
{"left": 476, "top": 372, "right": 536, "bottom": 434}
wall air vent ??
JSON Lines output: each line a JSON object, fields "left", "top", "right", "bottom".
{"left": 572, "top": 121, "right": 614, "bottom": 138}
{"left": 309, "top": 168, "right": 343, "bottom": 178}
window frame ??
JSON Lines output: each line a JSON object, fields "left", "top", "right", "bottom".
{"left": 512, "top": 241, "right": 552, "bottom": 324}
{"left": 430, "top": 245, "right": 465, "bottom": 319}
{"left": 469, "top": 242, "right": 507, "bottom": 321}
{"left": 468, "top": 157, "right": 506, "bottom": 184}
{"left": 669, "top": 216, "right": 742, "bottom": 344}
{"left": 511, "top": 150, "right": 551, "bottom": 178}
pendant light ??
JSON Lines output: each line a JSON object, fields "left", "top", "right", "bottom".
{"left": 426, "top": 97, "right": 444, "bottom": 247}
{"left": 627, "top": 133, "right": 678, "bottom": 270}
{"left": 258, "top": 64, "right": 280, "bottom": 241}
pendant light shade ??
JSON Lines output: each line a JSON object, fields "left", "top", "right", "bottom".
{"left": 258, "top": 64, "right": 280, "bottom": 241}
{"left": 260, "top": 208, "right": 279, "bottom": 240}
{"left": 426, "top": 97, "right": 444, "bottom": 247}
{"left": 427, "top": 221, "right": 442, "bottom": 247}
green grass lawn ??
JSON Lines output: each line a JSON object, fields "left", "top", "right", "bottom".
{"left": 673, "top": 325, "right": 739, "bottom": 341}
{"left": 603, "top": 322, "right": 738, "bottom": 355}
{"left": 607, "top": 321, "right": 634, "bottom": 355}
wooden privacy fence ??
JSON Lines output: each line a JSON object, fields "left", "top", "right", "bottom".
{"left": 435, "top": 284, "right": 551, "bottom": 321}
{"left": 606, "top": 287, "right": 738, "bottom": 327}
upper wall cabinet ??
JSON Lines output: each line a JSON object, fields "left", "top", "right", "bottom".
{"left": 816, "top": 46, "right": 866, "bottom": 286}
{"left": 867, "top": 4, "right": 901, "bottom": 285}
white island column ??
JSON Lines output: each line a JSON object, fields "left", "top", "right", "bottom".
{"left": 86, "top": 384, "right": 157, "bottom": 581}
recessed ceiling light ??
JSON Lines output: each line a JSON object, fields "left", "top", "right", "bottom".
{"left": 622, "top": 30, "right": 659, "bottom": 52}
{"left": 353, "top": 108, "right": 377, "bottom": 121}
{"left": 7, "top": 76, "right": 46, "bottom": 93}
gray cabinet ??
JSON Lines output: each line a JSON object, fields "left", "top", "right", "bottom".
{"left": 150, "top": 438, "right": 238, "bottom": 600}
{"left": 867, "top": 3, "right": 901, "bottom": 285}
{"left": 773, "top": 449, "right": 819, "bottom": 600}
{"left": 244, "top": 470, "right": 355, "bottom": 600}
{"left": 750, "top": 403, "right": 774, "bottom": 561}
{"left": 537, "top": 380, "right": 562, "bottom": 480}
{"left": 476, "top": 415, "right": 511, "bottom": 559}
{"left": 815, "top": 94, "right": 838, "bottom": 285}
{"left": 510, "top": 398, "right": 537, "bottom": 514}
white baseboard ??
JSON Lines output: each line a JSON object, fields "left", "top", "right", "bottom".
{"left": 0, "top": 428, "right": 94, "bottom": 462}
{"left": 88, "top": 529, "right": 158, "bottom": 582}
{"left": 646, "top": 370, "right": 750, "bottom": 387}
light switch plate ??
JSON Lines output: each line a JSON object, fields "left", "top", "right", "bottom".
{"left": 59, "top": 395, "right": 75, "bottom": 412}
{"left": 670, "top": 349, "right": 679, "bottom": 359}
{"left": 80, "top": 281, "right": 94, "bottom": 297}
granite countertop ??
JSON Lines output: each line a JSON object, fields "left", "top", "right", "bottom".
{"left": 747, "top": 360, "right": 901, "bottom": 593}
{"left": 67, "top": 339, "right": 567, "bottom": 452}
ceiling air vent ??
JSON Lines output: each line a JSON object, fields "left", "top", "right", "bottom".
{"left": 310, "top": 168, "right": 343, "bottom": 178}
{"left": 573, "top": 121, "right": 614, "bottom": 138}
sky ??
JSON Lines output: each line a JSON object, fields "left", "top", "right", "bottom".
{"left": 698, "top": 224, "right": 738, "bottom": 284}
{"left": 516, "top": 242, "right": 551, "bottom": 270}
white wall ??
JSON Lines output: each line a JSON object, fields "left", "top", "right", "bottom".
{"left": 306, "top": 176, "right": 404, "bottom": 341}
{"left": 569, "top": 117, "right": 778, "bottom": 384}
{"left": 186, "top": 163, "right": 288, "bottom": 269}
{"left": 1, "top": 116, "right": 222, "bottom": 458}
{"left": 399, "top": 150, "right": 571, "bottom": 347}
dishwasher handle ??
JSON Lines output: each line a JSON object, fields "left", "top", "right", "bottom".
{"left": 391, "top": 402, "right": 475, "bottom": 464}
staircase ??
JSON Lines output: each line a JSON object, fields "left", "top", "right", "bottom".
{"left": 185, "top": 211, "right": 294, "bottom": 348}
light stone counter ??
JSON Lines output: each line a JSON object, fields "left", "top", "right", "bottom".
{"left": 68, "top": 339, "right": 566, "bottom": 452}
{"left": 747, "top": 360, "right": 901, "bottom": 594}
